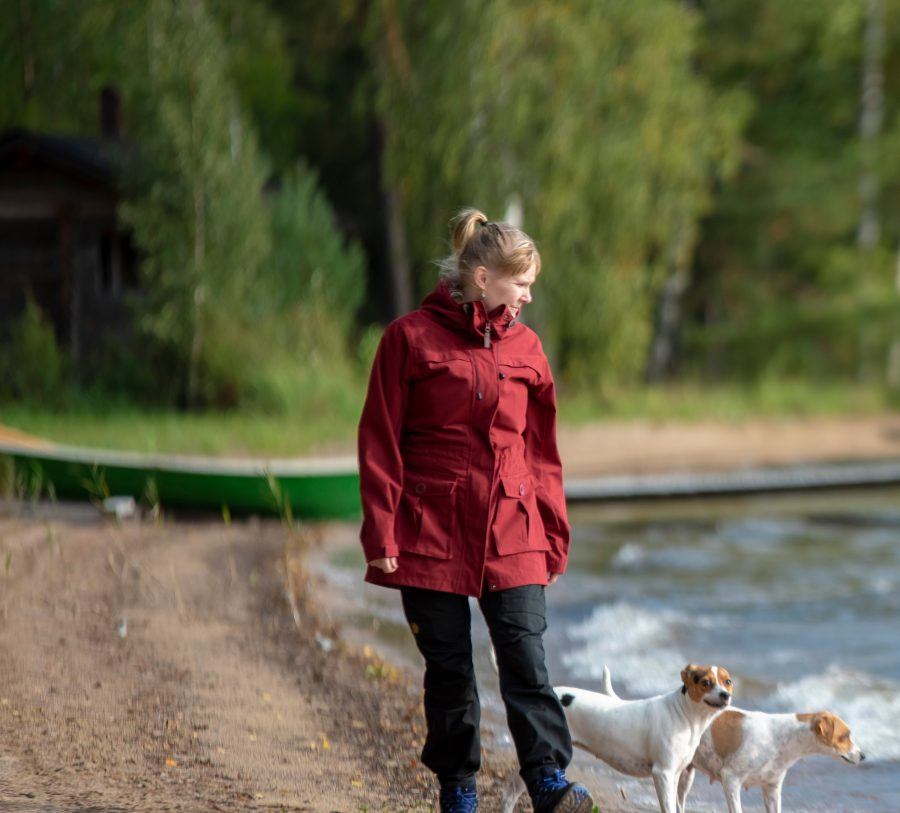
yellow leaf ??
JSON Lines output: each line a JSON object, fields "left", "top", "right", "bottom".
{"left": 165, "top": 757, "right": 177, "bottom": 767}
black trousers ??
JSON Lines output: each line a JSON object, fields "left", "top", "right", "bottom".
{"left": 400, "top": 584, "right": 573, "bottom": 788}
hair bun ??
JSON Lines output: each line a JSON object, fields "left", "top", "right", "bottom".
{"left": 451, "top": 208, "right": 489, "bottom": 254}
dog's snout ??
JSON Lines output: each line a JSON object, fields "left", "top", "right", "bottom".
{"left": 719, "top": 691, "right": 730, "bottom": 700}
{"left": 860, "top": 752, "right": 866, "bottom": 762}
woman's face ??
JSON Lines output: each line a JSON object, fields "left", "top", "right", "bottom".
{"left": 475, "top": 263, "right": 537, "bottom": 318}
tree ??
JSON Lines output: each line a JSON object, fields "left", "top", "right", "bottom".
{"left": 368, "top": 0, "right": 745, "bottom": 389}
{"left": 687, "top": 0, "right": 900, "bottom": 383}
{"left": 266, "top": 161, "right": 367, "bottom": 363}
{"left": 119, "top": 0, "right": 271, "bottom": 406}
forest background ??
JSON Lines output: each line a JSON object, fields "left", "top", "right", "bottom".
{"left": 2, "top": 0, "right": 900, "bottom": 455}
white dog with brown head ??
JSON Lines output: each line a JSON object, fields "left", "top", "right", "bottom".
{"left": 499, "top": 664, "right": 733, "bottom": 813}
{"left": 681, "top": 707, "right": 864, "bottom": 813}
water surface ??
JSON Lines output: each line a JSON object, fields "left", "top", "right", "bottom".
{"left": 322, "top": 488, "right": 900, "bottom": 811}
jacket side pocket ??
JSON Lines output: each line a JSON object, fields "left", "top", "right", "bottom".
{"left": 400, "top": 474, "right": 458, "bottom": 559}
{"left": 492, "top": 475, "right": 551, "bottom": 555}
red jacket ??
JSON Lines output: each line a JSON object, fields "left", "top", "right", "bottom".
{"left": 358, "top": 280, "right": 570, "bottom": 597}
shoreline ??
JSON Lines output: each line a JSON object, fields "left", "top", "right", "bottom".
{"left": 556, "top": 414, "right": 900, "bottom": 477}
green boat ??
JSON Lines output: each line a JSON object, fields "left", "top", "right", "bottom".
{"left": 0, "top": 439, "right": 361, "bottom": 519}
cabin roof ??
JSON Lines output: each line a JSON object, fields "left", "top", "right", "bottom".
{"left": 0, "top": 128, "right": 130, "bottom": 188}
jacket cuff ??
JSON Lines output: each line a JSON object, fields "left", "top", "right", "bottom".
{"left": 546, "top": 550, "right": 567, "bottom": 574}
{"left": 362, "top": 539, "right": 400, "bottom": 563}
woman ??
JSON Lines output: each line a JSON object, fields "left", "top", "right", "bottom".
{"left": 358, "top": 209, "right": 594, "bottom": 813}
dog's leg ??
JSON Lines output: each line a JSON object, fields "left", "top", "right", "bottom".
{"left": 651, "top": 768, "right": 679, "bottom": 813}
{"left": 761, "top": 776, "right": 784, "bottom": 813}
{"left": 676, "top": 765, "right": 695, "bottom": 813}
{"left": 499, "top": 771, "right": 525, "bottom": 813}
{"left": 720, "top": 770, "right": 743, "bottom": 813}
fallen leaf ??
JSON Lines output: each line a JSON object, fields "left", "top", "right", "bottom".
{"left": 164, "top": 758, "right": 177, "bottom": 767}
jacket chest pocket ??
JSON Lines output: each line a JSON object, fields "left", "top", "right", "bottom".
{"left": 497, "top": 358, "right": 542, "bottom": 424}
{"left": 498, "top": 358, "right": 542, "bottom": 384}
{"left": 399, "top": 474, "right": 458, "bottom": 559}
{"left": 492, "top": 475, "right": 550, "bottom": 556}
{"left": 414, "top": 352, "right": 472, "bottom": 378}
{"left": 409, "top": 352, "right": 474, "bottom": 423}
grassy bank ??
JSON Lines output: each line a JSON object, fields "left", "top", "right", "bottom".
{"left": 1, "top": 379, "right": 891, "bottom": 457}
{"left": 559, "top": 378, "right": 891, "bottom": 424}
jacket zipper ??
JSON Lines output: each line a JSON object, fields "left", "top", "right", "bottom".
{"left": 476, "top": 321, "right": 492, "bottom": 399}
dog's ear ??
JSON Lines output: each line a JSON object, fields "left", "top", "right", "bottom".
{"left": 814, "top": 713, "right": 835, "bottom": 743}
{"left": 681, "top": 664, "right": 700, "bottom": 695}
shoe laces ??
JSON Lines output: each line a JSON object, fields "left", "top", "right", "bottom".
{"left": 439, "top": 784, "right": 478, "bottom": 813}
{"left": 532, "top": 768, "right": 570, "bottom": 800}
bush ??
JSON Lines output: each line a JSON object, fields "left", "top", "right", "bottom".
{"left": 0, "top": 299, "right": 67, "bottom": 404}
{"left": 265, "top": 161, "right": 367, "bottom": 362}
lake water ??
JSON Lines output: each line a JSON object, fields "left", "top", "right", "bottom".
{"left": 320, "top": 487, "right": 900, "bottom": 811}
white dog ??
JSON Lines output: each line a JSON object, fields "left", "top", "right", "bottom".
{"left": 680, "top": 707, "right": 865, "bottom": 813}
{"left": 500, "top": 664, "right": 733, "bottom": 813}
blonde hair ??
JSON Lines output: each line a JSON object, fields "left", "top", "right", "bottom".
{"left": 438, "top": 208, "right": 541, "bottom": 301}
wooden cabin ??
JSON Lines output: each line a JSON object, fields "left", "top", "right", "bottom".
{"left": 0, "top": 106, "right": 138, "bottom": 365}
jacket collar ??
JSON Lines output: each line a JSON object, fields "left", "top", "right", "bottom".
{"left": 420, "top": 280, "right": 519, "bottom": 344}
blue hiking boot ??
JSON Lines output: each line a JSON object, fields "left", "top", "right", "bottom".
{"left": 529, "top": 769, "right": 595, "bottom": 813}
{"left": 439, "top": 780, "right": 478, "bottom": 813}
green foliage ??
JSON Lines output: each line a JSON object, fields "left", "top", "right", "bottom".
{"left": 368, "top": 0, "right": 748, "bottom": 388}
{"left": 5, "top": 0, "right": 900, "bottom": 409}
{"left": 266, "top": 162, "right": 367, "bottom": 363}
{"left": 207, "top": 0, "right": 302, "bottom": 172}
{"left": 118, "top": 0, "right": 272, "bottom": 408}
{"left": 0, "top": 299, "right": 66, "bottom": 403}
{"left": 688, "top": 0, "right": 900, "bottom": 381}
{"left": 0, "top": 0, "right": 93, "bottom": 131}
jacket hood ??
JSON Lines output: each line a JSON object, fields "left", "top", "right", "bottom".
{"left": 420, "top": 280, "right": 520, "bottom": 344}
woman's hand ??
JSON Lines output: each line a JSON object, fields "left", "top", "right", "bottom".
{"left": 368, "top": 556, "right": 399, "bottom": 573}
{"left": 547, "top": 572, "right": 560, "bottom": 586}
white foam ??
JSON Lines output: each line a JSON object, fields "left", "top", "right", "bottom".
{"left": 767, "top": 665, "right": 900, "bottom": 761}
{"left": 609, "top": 542, "right": 646, "bottom": 569}
{"left": 562, "top": 602, "right": 689, "bottom": 695}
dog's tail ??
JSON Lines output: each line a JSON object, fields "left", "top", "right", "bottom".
{"left": 599, "top": 665, "right": 620, "bottom": 699}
